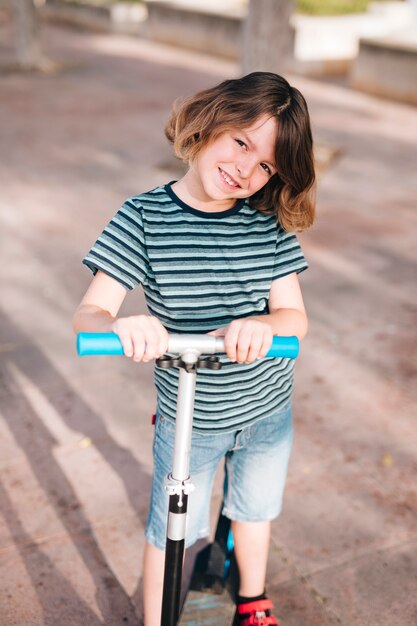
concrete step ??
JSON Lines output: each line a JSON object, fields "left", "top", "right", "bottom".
{"left": 352, "top": 30, "right": 417, "bottom": 106}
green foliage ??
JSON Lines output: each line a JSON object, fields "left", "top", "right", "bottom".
{"left": 297, "top": 0, "right": 371, "bottom": 15}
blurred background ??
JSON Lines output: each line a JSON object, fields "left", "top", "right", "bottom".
{"left": 0, "top": 1, "right": 416, "bottom": 625}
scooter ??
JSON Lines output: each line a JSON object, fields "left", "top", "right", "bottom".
{"left": 77, "top": 332, "right": 299, "bottom": 626}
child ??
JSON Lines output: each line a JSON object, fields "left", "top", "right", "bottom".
{"left": 73, "top": 72, "right": 315, "bottom": 626}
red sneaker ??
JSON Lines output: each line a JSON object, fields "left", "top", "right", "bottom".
{"left": 235, "top": 598, "right": 279, "bottom": 626}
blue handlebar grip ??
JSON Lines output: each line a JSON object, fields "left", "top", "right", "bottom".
{"left": 266, "top": 336, "right": 299, "bottom": 359}
{"left": 77, "top": 332, "right": 299, "bottom": 359}
{"left": 77, "top": 332, "right": 124, "bottom": 356}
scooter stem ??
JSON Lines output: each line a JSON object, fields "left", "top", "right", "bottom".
{"left": 161, "top": 349, "right": 199, "bottom": 626}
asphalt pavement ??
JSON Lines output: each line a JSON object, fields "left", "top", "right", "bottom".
{"left": 0, "top": 19, "right": 416, "bottom": 626}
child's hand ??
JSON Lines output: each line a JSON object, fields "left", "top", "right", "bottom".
{"left": 210, "top": 318, "right": 273, "bottom": 364}
{"left": 111, "top": 315, "right": 168, "bottom": 362}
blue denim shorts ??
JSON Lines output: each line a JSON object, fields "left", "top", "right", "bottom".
{"left": 145, "top": 402, "right": 293, "bottom": 550}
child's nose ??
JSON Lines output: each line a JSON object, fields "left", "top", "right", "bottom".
{"left": 236, "top": 155, "right": 257, "bottom": 179}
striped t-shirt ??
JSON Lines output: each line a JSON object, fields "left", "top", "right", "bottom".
{"left": 83, "top": 183, "right": 308, "bottom": 433}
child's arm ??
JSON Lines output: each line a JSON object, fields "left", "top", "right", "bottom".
{"left": 73, "top": 270, "right": 168, "bottom": 362}
{"left": 254, "top": 271, "right": 308, "bottom": 339}
{"left": 210, "top": 272, "right": 307, "bottom": 364}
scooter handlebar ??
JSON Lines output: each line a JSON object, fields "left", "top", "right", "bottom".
{"left": 77, "top": 332, "right": 299, "bottom": 359}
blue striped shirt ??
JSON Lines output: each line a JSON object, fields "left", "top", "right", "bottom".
{"left": 83, "top": 183, "right": 308, "bottom": 433}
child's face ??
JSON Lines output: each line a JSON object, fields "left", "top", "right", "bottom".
{"left": 192, "top": 115, "right": 278, "bottom": 204}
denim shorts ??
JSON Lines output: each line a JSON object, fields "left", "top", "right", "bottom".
{"left": 145, "top": 402, "right": 293, "bottom": 550}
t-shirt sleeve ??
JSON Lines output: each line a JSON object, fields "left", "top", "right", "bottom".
{"left": 272, "top": 226, "right": 309, "bottom": 281}
{"left": 82, "top": 197, "right": 149, "bottom": 290}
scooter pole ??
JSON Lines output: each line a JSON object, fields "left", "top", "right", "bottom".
{"left": 77, "top": 332, "right": 299, "bottom": 626}
{"left": 161, "top": 350, "right": 198, "bottom": 626}
{"left": 148, "top": 337, "right": 225, "bottom": 626}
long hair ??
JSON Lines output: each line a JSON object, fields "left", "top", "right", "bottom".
{"left": 165, "top": 72, "right": 316, "bottom": 231}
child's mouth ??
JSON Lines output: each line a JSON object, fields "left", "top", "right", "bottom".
{"left": 218, "top": 167, "right": 241, "bottom": 189}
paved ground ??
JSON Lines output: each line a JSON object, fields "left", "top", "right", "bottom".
{"left": 0, "top": 17, "right": 416, "bottom": 626}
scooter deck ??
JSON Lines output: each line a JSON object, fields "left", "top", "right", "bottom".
{"left": 179, "top": 588, "right": 236, "bottom": 625}
{"left": 179, "top": 512, "right": 238, "bottom": 625}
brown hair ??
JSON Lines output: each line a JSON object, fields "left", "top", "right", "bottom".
{"left": 165, "top": 72, "right": 316, "bottom": 231}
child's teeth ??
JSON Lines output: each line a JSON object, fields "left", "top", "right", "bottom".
{"left": 222, "top": 170, "right": 236, "bottom": 186}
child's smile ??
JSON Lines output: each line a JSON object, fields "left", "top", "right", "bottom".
{"left": 217, "top": 166, "right": 242, "bottom": 190}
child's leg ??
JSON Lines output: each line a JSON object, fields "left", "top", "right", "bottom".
{"left": 222, "top": 403, "right": 293, "bottom": 615}
{"left": 231, "top": 520, "right": 270, "bottom": 596}
{"left": 142, "top": 541, "right": 165, "bottom": 626}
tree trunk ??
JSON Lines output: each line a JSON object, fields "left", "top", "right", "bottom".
{"left": 15, "top": 0, "right": 43, "bottom": 69}
{"left": 241, "top": 0, "right": 295, "bottom": 75}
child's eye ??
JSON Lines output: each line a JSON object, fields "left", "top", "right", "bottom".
{"left": 235, "top": 138, "right": 247, "bottom": 149}
{"left": 260, "top": 163, "right": 272, "bottom": 175}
